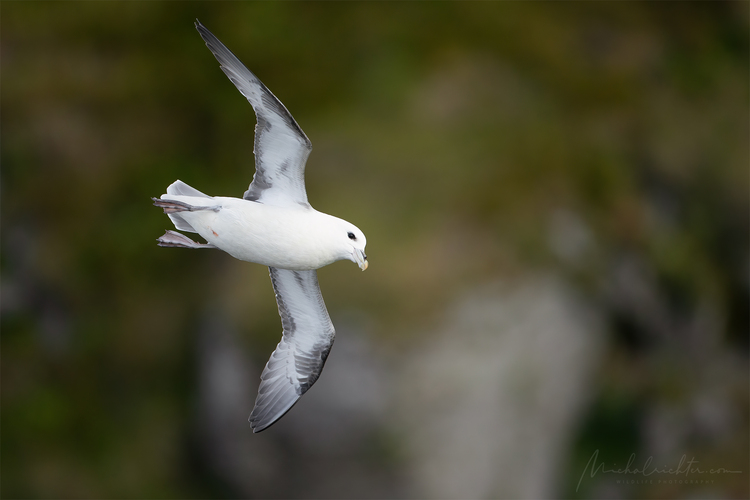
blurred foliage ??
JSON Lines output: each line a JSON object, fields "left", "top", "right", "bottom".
{"left": 2, "top": 1, "right": 748, "bottom": 498}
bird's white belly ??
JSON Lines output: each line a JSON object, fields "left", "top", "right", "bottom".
{"left": 181, "top": 198, "right": 333, "bottom": 270}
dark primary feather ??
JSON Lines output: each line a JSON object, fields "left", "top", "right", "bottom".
{"left": 194, "top": 20, "right": 313, "bottom": 208}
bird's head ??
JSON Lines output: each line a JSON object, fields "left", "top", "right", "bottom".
{"left": 319, "top": 214, "right": 368, "bottom": 271}
{"left": 344, "top": 225, "right": 368, "bottom": 271}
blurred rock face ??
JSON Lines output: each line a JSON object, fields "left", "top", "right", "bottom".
{"left": 195, "top": 315, "right": 272, "bottom": 496}
{"left": 193, "top": 277, "right": 606, "bottom": 499}
{"left": 396, "top": 277, "right": 605, "bottom": 499}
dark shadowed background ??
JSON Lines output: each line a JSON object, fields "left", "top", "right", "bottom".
{"left": 2, "top": 2, "right": 748, "bottom": 499}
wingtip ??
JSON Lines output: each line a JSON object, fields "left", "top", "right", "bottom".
{"left": 194, "top": 19, "right": 209, "bottom": 38}
{"left": 249, "top": 420, "right": 267, "bottom": 434}
{"left": 248, "top": 389, "right": 303, "bottom": 434}
{"left": 248, "top": 414, "right": 275, "bottom": 433}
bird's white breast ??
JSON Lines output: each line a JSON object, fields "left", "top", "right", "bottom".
{"left": 175, "top": 196, "right": 340, "bottom": 270}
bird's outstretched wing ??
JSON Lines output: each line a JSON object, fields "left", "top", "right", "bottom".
{"left": 249, "top": 268, "right": 335, "bottom": 432}
{"left": 195, "top": 20, "right": 312, "bottom": 208}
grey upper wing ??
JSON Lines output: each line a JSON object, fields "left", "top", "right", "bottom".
{"left": 195, "top": 20, "right": 312, "bottom": 208}
{"left": 249, "top": 268, "right": 335, "bottom": 432}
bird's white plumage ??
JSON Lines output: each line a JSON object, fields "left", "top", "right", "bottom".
{"left": 160, "top": 188, "right": 363, "bottom": 270}
{"left": 153, "top": 21, "right": 367, "bottom": 432}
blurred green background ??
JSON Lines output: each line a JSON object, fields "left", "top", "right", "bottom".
{"left": 2, "top": 2, "right": 748, "bottom": 498}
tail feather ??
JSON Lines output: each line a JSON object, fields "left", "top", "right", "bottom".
{"left": 168, "top": 213, "right": 196, "bottom": 233}
{"left": 153, "top": 181, "right": 220, "bottom": 242}
{"left": 167, "top": 180, "right": 212, "bottom": 198}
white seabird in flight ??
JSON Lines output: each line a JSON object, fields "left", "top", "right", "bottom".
{"left": 153, "top": 20, "right": 368, "bottom": 433}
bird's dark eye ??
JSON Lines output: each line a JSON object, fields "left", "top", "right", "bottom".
{"left": 347, "top": 232, "right": 356, "bottom": 240}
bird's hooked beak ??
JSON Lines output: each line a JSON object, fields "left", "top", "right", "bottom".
{"left": 353, "top": 248, "right": 368, "bottom": 271}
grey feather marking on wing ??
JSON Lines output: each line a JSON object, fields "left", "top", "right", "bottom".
{"left": 194, "top": 20, "right": 312, "bottom": 209}
{"left": 248, "top": 267, "right": 336, "bottom": 432}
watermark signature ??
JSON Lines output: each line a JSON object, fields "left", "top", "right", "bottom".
{"left": 576, "top": 449, "right": 742, "bottom": 492}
